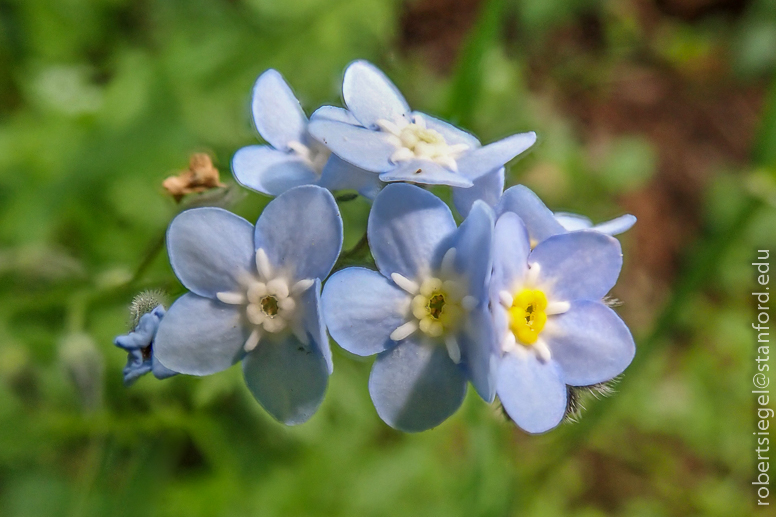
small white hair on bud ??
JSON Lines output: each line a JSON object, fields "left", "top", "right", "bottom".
{"left": 129, "top": 289, "right": 167, "bottom": 327}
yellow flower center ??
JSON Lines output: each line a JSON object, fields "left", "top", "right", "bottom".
{"left": 411, "top": 278, "right": 464, "bottom": 338}
{"left": 508, "top": 289, "right": 548, "bottom": 345}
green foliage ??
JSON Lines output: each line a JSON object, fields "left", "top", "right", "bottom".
{"left": 0, "top": 0, "right": 774, "bottom": 516}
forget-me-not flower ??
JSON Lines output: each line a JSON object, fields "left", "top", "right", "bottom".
{"left": 154, "top": 185, "right": 343, "bottom": 425}
{"left": 232, "top": 69, "right": 382, "bottom": 199}
{"left": 308, "top": 61, "right": 536, "bottom": 188}
{"left": 490, "top": 212, "right": 636, "bottom": 433}
{"left": 456, "top": 183, "right": 636, "bottom": 245}
{"left": 114, "top": 305, "right": 178, "bottom": 386}
{"left": 322, "top": 183, "right": 498, "bottom": 432}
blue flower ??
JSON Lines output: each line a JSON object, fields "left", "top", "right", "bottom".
{"left": 455, "top": 183, "right": 636, "bottom": 245}
{"left": 154, "top": 185, "right": 343, "bottom": 425}
{"left": 232, "top": 69, "right": 381, "bottom": 199}
{"left": 114, "top": 305, "right": 178, "bottom": 386}
{"left": 322, "top": 183, "right": 497, "bottom": 432}
{"left": 308, "top": 61, "right": 536, "bottom": 188}
{"left": 490, "top": 212, "right": 636, "bottom": 433}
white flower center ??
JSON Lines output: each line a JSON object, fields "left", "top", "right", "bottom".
{"left": 288, "top": 140, "right": 331, "bottom": 175}
{"left": 216, "top": 248, "right": 315, "bottom": 352}
{"left": 375, "top": 114, "right": 469, "bottom": 172}
{"left": 388, "top": 248, "right": 477, "bottom": 364}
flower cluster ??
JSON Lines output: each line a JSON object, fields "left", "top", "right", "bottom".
{"left": 116, "top": 61, "right": 636, "bottom": 433}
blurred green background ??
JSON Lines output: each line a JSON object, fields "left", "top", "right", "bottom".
{"left": 1, "top": 0, "right": 776, "bottom": 515}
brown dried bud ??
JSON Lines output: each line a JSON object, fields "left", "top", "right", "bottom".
{"left": 163, "top": 153, "right": 226, "bottom": 202}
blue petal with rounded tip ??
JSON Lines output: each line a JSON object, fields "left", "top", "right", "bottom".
{"left": 368, "top": 183, "right": 456, "bottom": 280}
{"left": 242, "top": 332, "right": 329, "bottom": 425}
{"left": 497, "top": 185, "right": 566, "bottom": 244}
{"left": 322, "top": 268, "right": 408, "bottom": 357}
{"left": 251, "top": 69, "right": 307, "bottom": 151}
{"left": 415, "top": 112, "right": 480, "bottom": 149}
{"left": 378, "top": 160, "right": 473, "bottom": 188}
{"left": 554, "top": 212, "right": 593, "bottom": 231}
{"left": 154, "top": 293, "right": 248, "bottom": 376}
{"left": 497, "top": 352, "right": 567, "bottom": 434}
{"left": 254, "top": 185, "right": 343, "bottom": 282}
{"left": 308, "top": 119, "right": 395, "bottom": 172}
{"left": 450, "top": 200, "right": 493, "bottom": 302}
{"left": 555, "top": 212, "right": 637, "bottom": 236}
{"left": 491, "top": 212, "right": 531, "bottom": 295}
{"left": 457, "top": 306, "right": 498, "bottom": 403}
{"left": 310, "top": 105, "right": 360, "bottom": 125}
{"left": 318, "top": 154, "right": 383, "bottom": 199}
{"left": 456, "top": 132, "right": 537, "bottom": 180}
{"left": 343, "top": 60, "right": 411, "bottom": 129}
{"left": 232, "top": 145, "right": 319, "bottom": 197}
{"left": 167, "top": 208, "right": 255, "bottom": 298}
{"left": 529, "top": 231, "right": 622, "bottom": 302}
{"left": 592, "top": 214, "right": 637, "bottom": 235}
{"left": 453, "top": 167, "right": 504, "bottom": 218}
{"left": 369, "top": 338, "right": 466, "bottom": 432}
{"left": 545, "top": 300, "right": 636, "bottom": 386}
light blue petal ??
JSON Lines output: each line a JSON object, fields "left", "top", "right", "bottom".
{"left": 456, "top": 132, "right": 536, "bottom": 180}
{"left": 232, "top": 145, "right": 319, "bottom": 196}
{"left": 242, "top": 333, "right": 329, "bottom": 425}
{"left": 450, "top": 200, "right": 494, "bottom": 302}
{"left": 529, "top": 231, "right": 622, "bottom": 302}
{"left": 251, "top": 69, "right": 307, "bottom": 151}
{"left": 308, "top": 119, "right": 395, "bottom": 172}
{"left": 254, "top": 185, "right": 343, "bottom": 282}
{"left": 554, "top": 212, "right": 593, "bottom": 231}
{"left": 318, "top": 154, "right": 383, "bottom": 199}
{"left": 497, "top": 185, "right": 565, "bottom": 244}
{"left": 545, "top": 300, "right": 636, "bottom": 386}
{"left": 322, "top": 267, "right": 408, "bottom": 357}
{"left": 453, "top": 167, "right": 504, "bottom": 218}
{"left": 457, "top": 306, "right": 498, "bottom": 402}
{"left": 299, "top": 278, "right": 333, "bottom": 374}
{"left": 497, "top": 352, "right": 567, "bottom": 434}
{"left": 415, "top": 112, "right": 480, "bottom": 149}
{"left": 167, "top": 208, "right": 255, "bottom": 298}
{"left": 592, "top": 214, "right": 637, "bottom": 235}
{"left": 343, "top": 60, "right": 411, "bottom": 129}
{"left": 368, "top": 183, "right": 456, "bottom": 280}
{"left": 154, "top": 293, "right": 248, "bottom": 376}
{"left": 369, "top": 338, "right": 466, "bottom": 432}
{"left": 554, "top": 212, "right": 637, "bottom": 236}
{"left": 378, "top": 160, "right": 473, "bottom": 188}
{"left": 151, "top": 355, "right": 178, "bottom": 380}
{"left": 310, "top": 105, "right": 360, "bottom": 125}
{"left": 492, "top": 212, "right": 531, "bottom": 295}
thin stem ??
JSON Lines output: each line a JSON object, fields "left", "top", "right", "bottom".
{"left": 129, "top": 229, "right": 167, "bottom": 285}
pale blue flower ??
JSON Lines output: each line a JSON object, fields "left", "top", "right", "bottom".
{"left": 154, "top": 185, "right": 343, "bottom": 425}
{"left": 490, "top": 212, "right": 635, "bottom": 433}
{"left": 114, "top": 305, "right": 178, "bottom": 386}
{"left": 322, "top": 183, "right": 498, "bottom": 432}
{"left": 456, "top": 183, "right": 636, "bottom": 245}
{"left": 308, "top": 61, "right": 536, "bottom": 188}
{"left": 232, "top": 69, "right": 381, "bottom": 199}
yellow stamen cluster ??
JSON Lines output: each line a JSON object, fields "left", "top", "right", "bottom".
{"left": 398, "top": 124, "right": 447, "bottom": 158}
{"left": 411, "top": 277, "right": 463, "bottom": 337}
{"left": 508, "top": 289, "right": 548, "bottom": 345}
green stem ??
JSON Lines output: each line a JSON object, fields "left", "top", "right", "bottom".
{"left": 332, "top": 232, "right": 370, "bottom": 272}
